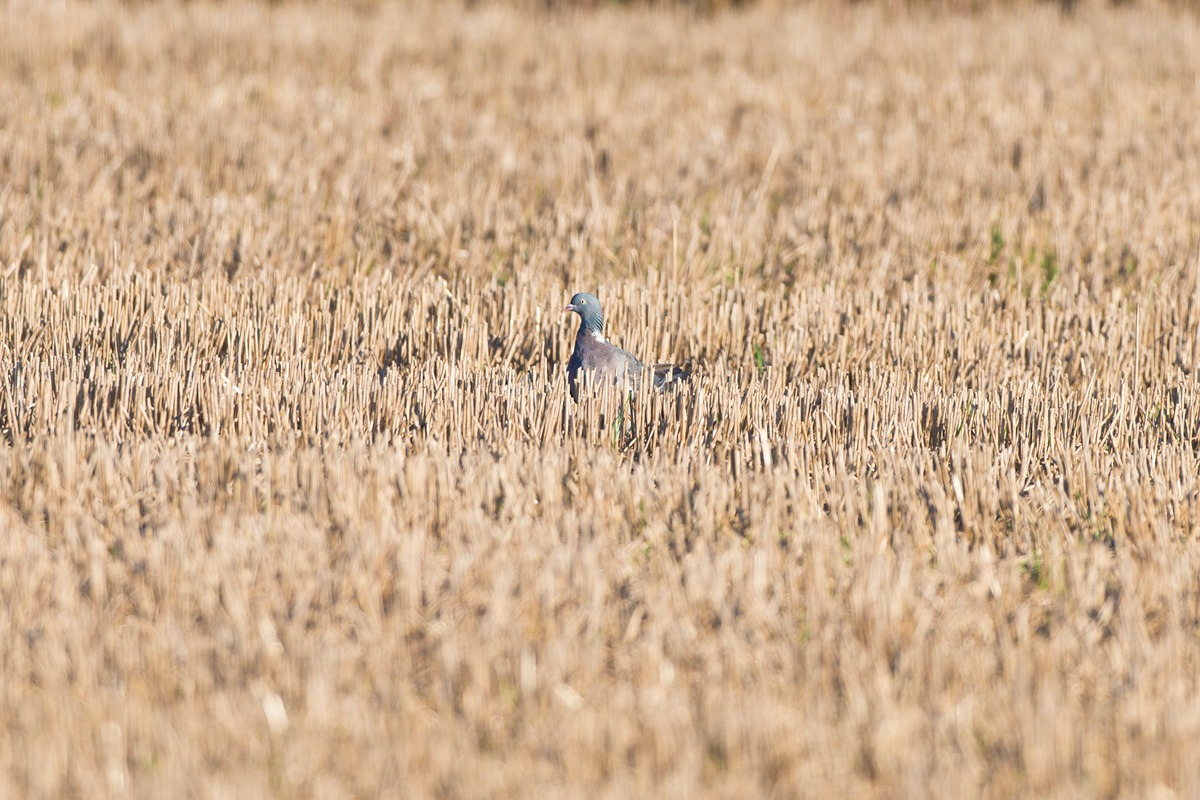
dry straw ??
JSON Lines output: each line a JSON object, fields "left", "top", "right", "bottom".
{"left": 1, "top": 2, "right": 1199, "bottom": 798}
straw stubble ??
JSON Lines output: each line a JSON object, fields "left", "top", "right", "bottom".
{"left": 1, "top": 2, "right": 1199, "bottom": 798}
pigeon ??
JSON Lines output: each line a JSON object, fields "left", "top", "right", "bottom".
{"left": 563, "top": 292, "right": 690, "bottom": 401}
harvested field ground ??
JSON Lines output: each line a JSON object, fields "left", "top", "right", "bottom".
{"left": 2, "top": 1, "right": 1200, "bottom": 798}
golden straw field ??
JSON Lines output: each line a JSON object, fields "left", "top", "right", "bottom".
{"left": 2, "top": 1, "right": 1200, "bottom": 797}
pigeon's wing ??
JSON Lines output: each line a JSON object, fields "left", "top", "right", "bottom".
{"left": 610, "top": 347, "right": 646, "bottom": 388}
{"left": 651, "top": 363, "right": 690, "bottom": 388}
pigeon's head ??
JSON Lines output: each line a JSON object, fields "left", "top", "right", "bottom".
{"left": 563, "top": 292, "right": 604, "bottom": 333}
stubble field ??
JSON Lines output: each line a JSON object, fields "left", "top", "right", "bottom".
{"left": 2, "top": 1, "right": 1200, "bottom": 798}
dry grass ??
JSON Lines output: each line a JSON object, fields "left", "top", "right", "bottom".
{"left": 2, "top": 2, "right": 1200, "bottom": 798}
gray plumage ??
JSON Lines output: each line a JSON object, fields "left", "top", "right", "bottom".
{"left": 563, "top": 292, "right": 690, "bottom": 401}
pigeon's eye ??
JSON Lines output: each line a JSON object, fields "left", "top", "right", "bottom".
{"left": 580, "top": 298, "right": 587, "bottom": 305}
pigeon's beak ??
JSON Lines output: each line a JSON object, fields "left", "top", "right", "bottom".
{"left": 562, "top": 304, "right": 576, "bottom": 313}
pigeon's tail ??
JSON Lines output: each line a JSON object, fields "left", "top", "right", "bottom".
{"left": 651, "top": 363, "right": 691, "bottom": 389}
